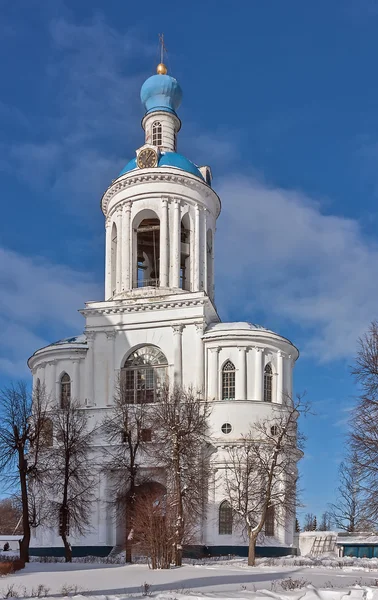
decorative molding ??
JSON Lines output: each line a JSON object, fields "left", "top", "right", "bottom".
{"left": 81, "top": 297, "right": 206, "bottom": 316}
{"left": 105, "top": 330, "right": 117, "bottom": 340}
{"left": 172, "top": 324, "right": 185, "bottom": 334}
{"left": 85, "top": 331, "right": 96, "bottom": 342}
{"left": 195, "top": 322, "right": 205, "bottom": 334}
{"left": 101, "top": 171, "right": 217, "bottom": 216}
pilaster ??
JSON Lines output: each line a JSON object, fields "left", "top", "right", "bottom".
{"left": 237, "top": 347, "right": 247, "bottom": 400}
{"left": 160, "top": 196, "right": 169, "bottom": 287}
{"left": 172, "top": 324, "right": 184, "bottom": 386}
{"left": 85, "top": 331, "right": 95, "bottom": 406}
{"left": 254, "top": 346, "right": 263, "bottom": 401}
{"left": 106, "top": 330, "right": 116, "bottom": 405}
{"left": 208, "top": 347, "right": 219, "bottom": 400}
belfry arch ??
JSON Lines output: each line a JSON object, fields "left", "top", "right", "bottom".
{"left": 180, "top": 213, "right": 191, "bottom": 290}
{"left": 133, "top": 210, "right": 160, "bottom": 288}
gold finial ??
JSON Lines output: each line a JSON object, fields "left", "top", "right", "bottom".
{"left": 157, "top": 33, "right": 168, "bottom": 75}
{"left": 157, "top": 63, "right": 168, "bottom": 75}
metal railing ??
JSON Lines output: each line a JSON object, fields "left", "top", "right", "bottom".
{"left": 136, "top": 278, "right": 160, "bottom": 288}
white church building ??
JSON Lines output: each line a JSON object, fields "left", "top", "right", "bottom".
{"left": 28, "top": 61, "right": 299, "bottom": 558}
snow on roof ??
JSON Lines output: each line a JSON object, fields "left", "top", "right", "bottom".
{"left": 48, "top": 334, "right": 87, "bottom": 347}
{"left": 337, "top": 533, "right": 378, "bottom": 545}
{"left": 204, "top": 322, "right": 271, "bottom": 334}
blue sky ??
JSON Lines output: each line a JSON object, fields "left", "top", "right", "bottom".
{"left": 0, "top": 0, "right": 377, "bottom": 522}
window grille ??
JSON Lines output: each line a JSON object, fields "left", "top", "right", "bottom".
{"left": 222, "top": 360, "right": 235, "bottom": 400}
{"left": 264, "top": 364, "right": 273, "bottom": 402}
{"left": 121, "top": 346, "right": 168, "bottom": 404}
{"left": 152, "top": 121, "right": 162, "bottom": 146}
{"left": 219, "top": 500, "right": 233, "bottom": 535}
{"left": 60, "top": 373, "right": 71, "bottom": 409}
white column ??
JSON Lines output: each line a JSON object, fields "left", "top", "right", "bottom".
{"left": 122, "top": 203, "right": 132, "bottom": 291}
{"left": 195, "top": 323, "right": 204, "bottom": 395}
{"left": 160, "top": 197, "right": 169, "bottom": 287}
{"left": 105, "top": 220, "right": 112, "bottom": 299}
{"left": 72, "top": 359, "right": 80, "bottom": 401}
{"left": 85, "top": 332, "right": 95, "bottom": 406}
{"left": 51, "top": 360, "right": 59, "bottom": 406}
{"left": 201, "top": 208, "right": 207, "bottom": 291}
{"left": 246, "top": 349, "right": 254, "bottom": 400}
{"left": 237, "top": 347, "right": 247, "bottom": 400}
{"left": 106, "top": 331, "right": 116, "bottom": 405}
{"left": 172, "top": 325, "right": 184, "bottom": 386}
{"left": 254, "top": 346, "right": 263, "bottom": 401}
{"left": 116, "top": 208, "right": 122, "bottom": 293}
{"left": 171, "top": 199, "right": 180, "bottom": 288}
{"left": 277, "top": 351, "right": 284, "bottom": 404}
{"left": 284, "top": 354, "right": 293, "bottom": 401}
{"left": 194, "top": 205, "right": 200, "bottom": 291}
{"left": 208, "top": 347, "right": 219, "bottom": 400}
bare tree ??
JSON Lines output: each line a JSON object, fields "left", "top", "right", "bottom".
{"left": 350, "top": 321, "right": 378, "bottom": 527}
{"left": 224, "top": 396, "right": 307, "bottom": 566}
{"left": 329, "top": 453, "right": 371, "bottom": 532}
{"left": 0, "top": 497, "right": 22, "bottom": 535}
{"left": 151, "top": 384, "right": 211, "bottom": 567}
{"left": 46, "top": 398, "right": 94, "bottom": 562}
{"left": 302, "top": 513, "right": 316, "bottom": 531}
{"left": 132, "top": 483, "right": 175, "bottom": 569}
{"left": 0, "top": 381, "right": 49, "bottom": 562}
{"left": 317, "top": 511, "right": 332, "bottom": 531}
{"left": 102, "top": 374, "right": 152, "bottom": 563}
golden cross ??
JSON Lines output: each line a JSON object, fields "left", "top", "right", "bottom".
{"left": 158, "top": 33, "right": 167, "bottom": 63}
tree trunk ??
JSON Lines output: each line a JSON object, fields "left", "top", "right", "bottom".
{"left": 61, "top": 532, "right": 72, "bottom": 563}
{"left": 19, "top": 452, "right": 30, "bottom": 563}
{"left": 248, "top": 531, "right": 258, "bottom": 566}
{"left": 125, "top": 495, "right": 134, "bottom": 563}
{"left": 173, "top": 437, "right": 183, "bottom": 567}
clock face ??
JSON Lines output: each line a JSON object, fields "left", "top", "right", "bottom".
{"left": 137, "top": 148, "right": 158, "bottom": 169}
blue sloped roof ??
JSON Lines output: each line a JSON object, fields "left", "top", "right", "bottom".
{"left": 118, "top": 152, "right": 205, "bottom": 182}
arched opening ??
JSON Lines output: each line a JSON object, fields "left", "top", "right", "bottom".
{"left": 264, "top": 364, "right": 273, "bottom": 403}
{"left": 136, "top": 217, "right": 160, "bottom": 288}
{"left": 265, "top": 505, "right": 275, "bottom": 536}
{"left": 222, "top": 360, "right": 235, "bottom": 401}
{"left": 121, "top": 346, "right": 168, "bottom": 404}
{"left": 206, "top": 229, "right": 213, "bottom": 297}
{"left": 180, "top": 214, "right": 190, "bottom": 290}
{"left": 60, "top": 373, "right": 71, "bottom": 409}
{"left": 111, "top": 222, "right": 117, "bottom": 296}
{"left": 219, "top": 500, "right": 232, "bottom": 535}
{"left": 152, "top": 121, "right": 162, "bottom": 147}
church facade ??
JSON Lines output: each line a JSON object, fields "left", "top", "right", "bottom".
{"left": 28, "top": 62, "right": 299, "bottom": 557}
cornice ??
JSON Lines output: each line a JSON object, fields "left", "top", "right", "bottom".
{"left": 101, "top": 171, "right": 219, "bottom": 216}
{"left": 81, "top": 297, "right": 206, "bottom": 316}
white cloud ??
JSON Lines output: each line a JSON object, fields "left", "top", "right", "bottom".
{"left": 0, "top": 246, "right": 101, "bottom": 377}
{"left": 215, "top": 176, "right": 378, "bottom": 361}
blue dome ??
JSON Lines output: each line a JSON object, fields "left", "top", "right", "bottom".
{"left": 118, "top": 152, "right": 205, "bottom": 181}
{"left": 140, "top": 74, "right": 182, "bottom": 115}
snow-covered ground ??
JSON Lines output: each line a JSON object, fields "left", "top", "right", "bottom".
{"left": 2, "top": 558, "right": 378, "bottom": 600}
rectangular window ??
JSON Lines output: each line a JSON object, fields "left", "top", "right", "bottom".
{"left": 141, "top": 428, "right": 152, "bottom": 442}
{"left": 265, "top": 505, "right": 275, "bottom": 536}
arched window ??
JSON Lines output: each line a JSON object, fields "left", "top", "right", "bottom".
{"left": 122, "top": 346, "right": 168, "bottom": 404}
{"left": 264, "top": 363, "right": 273, "bottom": 403}
{"left": 219, "top": 500, "right": 232, "bottom": 535}
{"left": 180, "top": 216, "right": 190, "bottom": 290}
{"left": 136, "top": 217, "right": 160, "bottom": 288}
{"left": 111, "top": 222, "right": 117, "bottom": 296}
{"left": 222, "top": 360, "right": 235, "bottom": 401}
{"left": 60, "top": 373, "right": 71, "bottom": 409}
{"left": 152, "top": 121, "right": 162, "bottom": 146}
{"left": 265, "top": 505, "right": 275, "bottom": 536}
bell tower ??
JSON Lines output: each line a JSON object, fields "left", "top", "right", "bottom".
{"left": 101, "top": 61, "right": 221, "bottom": 303}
